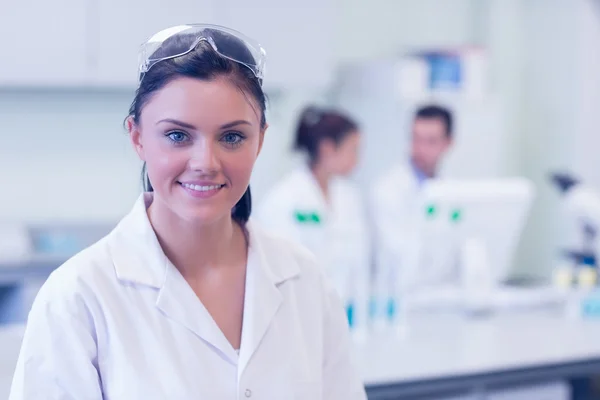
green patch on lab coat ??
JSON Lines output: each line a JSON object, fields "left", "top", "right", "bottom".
{"left": 294, "top": 211, "right": 322, "bottom": 224}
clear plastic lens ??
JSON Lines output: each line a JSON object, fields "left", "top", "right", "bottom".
{"left": 137, "top": 24, "right": 266, "bottom": 83}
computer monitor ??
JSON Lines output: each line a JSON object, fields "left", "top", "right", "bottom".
{"left": 412, "top": 177, "right": 535, "bottom": 289}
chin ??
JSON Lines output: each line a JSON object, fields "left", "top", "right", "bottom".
{"left": 176, "top": 204, "right": 231, "bottom": 225}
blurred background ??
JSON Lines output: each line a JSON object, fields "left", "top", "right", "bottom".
{"left": 2, "top": 0, "right": 599, "bottom": 276}
{"left": 1, "top": 0, "right": 600, "bottom": 399}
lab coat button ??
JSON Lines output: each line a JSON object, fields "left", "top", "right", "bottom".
{"left": 245, "top": 389, "right": 252, "bottom": 397}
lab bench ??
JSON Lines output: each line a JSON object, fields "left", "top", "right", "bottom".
{"left": 0, "top": 223, "right": 114, "bottom": 324}
{"left": 360, "top": 311, "right": 600, "bottom": 399}
{"left": 0, "top": 257, "right": 65, "bottom": 324}
{"left": 0, "top": 256, "right": 65, "bottom": 285}
{"left": 1, "top": 311, "right": 600, "bottom": 399}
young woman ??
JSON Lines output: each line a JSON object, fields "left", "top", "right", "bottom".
{"left": 9, "top": 25, "right": 366, "bottom": 400}
{"left": 256, "top": 106, "right": 371, "bottom": 332}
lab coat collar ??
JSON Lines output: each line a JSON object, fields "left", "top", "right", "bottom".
{"left": 152, "top": 219, "right": 298, "bottom": 366}
{"left": 409, "top": 159, "right": 429, "bottom": 187}
{"left": 108, "top": 193, "right": 300, "bottom": 288}
{"left": 294, "top": 164, "right": 328, "bottom": 211}
{"left": 108, "top": 193, "right": 168, "bottom": 288}
{"left": 107, "top": 193, "right": 300, "bottom": 364}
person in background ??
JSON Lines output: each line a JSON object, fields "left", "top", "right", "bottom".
{"left": 256, "top": 106, "right": 371, "bottom": 332}
{"left": 9, "top": 25, "right": 366, "bottom": 400}
{"left": 370, "top": 104, "right": 454, "bottom": 291}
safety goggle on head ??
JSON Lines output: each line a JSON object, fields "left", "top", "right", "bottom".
{"left": 138, "top": 24, "right": 267, "bottom": 85}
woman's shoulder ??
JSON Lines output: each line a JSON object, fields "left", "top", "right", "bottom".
{"left": 249, "top": 223, "right": 345, "bottom": 322}
{"left": 251, "top": 221, "right": 316, "bottom": 260}
{"left": 52, "top": 235, "right": 114, "bottom": 281}
{"left": 249, "top": 222, "right": 323, "bottom": 279}
{"left": 31, "top": 236, "right": 117, "bottom": 314}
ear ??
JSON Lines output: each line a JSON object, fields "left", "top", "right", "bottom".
{"left": 126, "top": 116, "right": 146, "bottom": 161}
{"left": 257, "top": 123, "right": 268, "bottom": 156}
{"left": 319, "top": 138, "right": 336, "bottom": 157}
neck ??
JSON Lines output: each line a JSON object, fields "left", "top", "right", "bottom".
{"left": 310, "top": 162, "right": 332, "bottom": 202}
{"left": 147, "top": 196, "right": 245, "bottom": 279}
{"left": 412, "top": 158, "right": 436, "bottom": 179}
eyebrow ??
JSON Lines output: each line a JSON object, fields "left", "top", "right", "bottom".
{"left": 157, "top": 118, "right": 196, "bottom": 130}
{"left": 157, "top": 118, "right": 252, "bottom": 130}
{"left": 220, "top": 120, "right": 252, "bottom": 129}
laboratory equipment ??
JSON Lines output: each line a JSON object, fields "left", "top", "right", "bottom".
{"left": 418, "top": 177, "right": 535, "bottom": 282}
{"left": 550, "top": 172, "right": 600, "bottom": 318}
{"left": 397, "top": 177, "right": 563, "bottom": 314}
{"left": 371, "top": 177, "right": 549, "bottom": 329}
{"left": 551, "top": 172, "right": 600, "bottom": 271}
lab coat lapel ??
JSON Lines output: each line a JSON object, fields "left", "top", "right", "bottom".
{"left": 155, "top": 260, "right": 238, "bottom": 363}
{"left": 238, "top": 225, "right": 293, "bottom": 373}
{"left": 112, "top": 193, "right": 237, "bottom": 361}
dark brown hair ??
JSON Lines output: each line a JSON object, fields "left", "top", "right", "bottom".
{"left": 128, "top": 29, "right": 266, "bottom": 224}
{"left": 294, "top": 106, "right": 359, "bottom": 164}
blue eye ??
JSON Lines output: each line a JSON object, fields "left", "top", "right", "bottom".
{"left": 221, "top": 132, "right": 245, "bottom": 147}
{"left": 166, "top": 131, "right": 189, "bottom": 143}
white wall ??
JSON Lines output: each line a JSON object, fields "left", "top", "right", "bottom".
{"left": 571, "top": 0, "right": 600, "bottom": 185}
{"left": 333, "top": 0, "right": 478, "bottom": 61}
{"left": 509, "top": 0, "right": 600, "bottom": 277}
{"left": 483, "top": 0, "right": 524, "bottom": 178}
{"left": 0, "top": 90, "right": 139, "bottom": 223}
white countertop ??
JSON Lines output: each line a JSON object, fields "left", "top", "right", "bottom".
{"left": 0, "top": 255, "right": 66, "bottom": 285}
{"left": 3, "top": 311, "right": 600, "bottom": 397}
{"left": 356, "top": 310, "right": 600, "bottom": 387}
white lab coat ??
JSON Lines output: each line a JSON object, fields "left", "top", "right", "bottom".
{"left": 255, "top": 166, "right": 371, "bottom": 311}
{"left": 9, "top": 193, "right": 366, "bottom": 400}
{"left": 370, "top": 162, "right": 459, "bottom": 292}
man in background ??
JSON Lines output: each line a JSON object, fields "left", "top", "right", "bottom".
{"left": 370, "top": 104, "right": 454, "bottom": 291}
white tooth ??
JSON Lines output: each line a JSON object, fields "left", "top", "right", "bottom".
{"left": 182, "top": 183, "right": 222, "bottom": 192}
{"left": 183, "top": 184, "right": 221, "bottom": 191}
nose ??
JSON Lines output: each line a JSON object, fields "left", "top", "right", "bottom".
{"left": 188, "top": 140, "right": 220, "bottom": 173}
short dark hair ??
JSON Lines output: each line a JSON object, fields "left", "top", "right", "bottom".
{"left": 128, "top": 29, "right": 267, "bottom": 224}
{"left": 294, "top": 106, "right": 359, "bottom": 164}
{"left": 415, "top": 104, "right": 453, "bottom": 138}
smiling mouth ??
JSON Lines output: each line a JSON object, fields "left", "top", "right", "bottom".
{"left": 179, "top": 182, "right": 226, "bottom": 192}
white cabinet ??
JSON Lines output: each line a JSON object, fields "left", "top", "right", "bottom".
{"left": 0, "top": 0, "right": 89, "bottom": 87}
{"left": 91, "top": 0, "right": 336, "bottom": 89}
{"left": 0, "top": 0, "right": 334, "bottom": 89}
{"left": 197, "top": 0, "right": 335, "bottom": 90}
{"left": 90, "top": 0, "right": 216, "bottom": 88}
